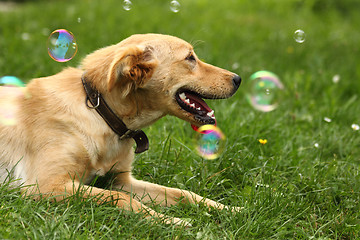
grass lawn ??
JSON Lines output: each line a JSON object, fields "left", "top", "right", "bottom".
{"left": 1, "top": 0, "right": 360, "bottom": 239}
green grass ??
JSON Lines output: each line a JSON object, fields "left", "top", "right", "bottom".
{"left": 1, "top": 0, "right": 360, "bottom": 239}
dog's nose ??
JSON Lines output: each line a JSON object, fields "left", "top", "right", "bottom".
{"left": 232, "top": 75, "right": 242, "bottom": 89}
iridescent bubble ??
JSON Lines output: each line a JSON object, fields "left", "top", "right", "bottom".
{"left": 195, "top": 125, "right": 226, "bottom": 160}
{"left": 170, "top": 0, "right": 180, "bottom": 13}
{"left": 0, "top": 76, "right": 26, "bottom": 126}
{"left": 0, "top": 76, "right": 25, "bottom": 88}
{"left": 246, "top": 71, "right": 284, "bottom": 112}
{"left": 47, "top": 29, "right": 77, "bottom": 62}
{"left": 294, "top": 29, "right": 305, "bottom": 43}
{"left": 232, "top": 62, "right": 240, "bottom": 70}
{"left": 123, "top": 0, "right": 132, "bottom": 11}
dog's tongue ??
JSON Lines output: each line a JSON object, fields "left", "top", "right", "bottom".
{"left": 189, "top": 92, "right": 216, "bottom": 132}
{"left": 178, "top": 91, "right": 216, "bottom": 132}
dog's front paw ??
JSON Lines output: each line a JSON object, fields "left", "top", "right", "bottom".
{"left": 224, "top": 206, "right": 244, "bottom": 213}
{"left": 164, "top": 216, "right": 192, "bottom": 228}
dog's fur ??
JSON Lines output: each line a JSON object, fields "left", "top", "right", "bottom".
{"left": 0, "top": 34, "right": 240, "bottom": 226}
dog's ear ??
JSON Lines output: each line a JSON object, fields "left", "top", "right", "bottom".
{"left": 107, "top": 45, "right": 158, "bottom": 94}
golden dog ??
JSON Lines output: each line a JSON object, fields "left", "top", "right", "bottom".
{"left": 0, "top": 34, "right": 241, "bottom": 226}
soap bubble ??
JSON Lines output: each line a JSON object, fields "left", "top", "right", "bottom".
{"left": 123, "top": 0, "right": 132, "bottom": 11}
{"left": 170, "top": 0, "right": 180, "bottom": 13}
{"left": 294, "top": 29, "right": 305, "bottom": 43}
{"left": 0, "top": 76, "right": 25, "bottom": 88}
{"left": 195, "top": 125, "right": 226, "bottom": 160}
{"left": 246, "top": 71, "right": 284, "bottom": 112}
{"left": 0, "top": 76, "right": 26, "bottom": 126}
{"left": 47, "top": 29, "right": 77, "bottom": 62}
{"left": 232, "top": 62, "right": 240, "bottom": 70}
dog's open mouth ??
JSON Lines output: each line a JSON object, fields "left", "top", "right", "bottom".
{"left": 175, "top": 91, "right": 216, "bottom": 127}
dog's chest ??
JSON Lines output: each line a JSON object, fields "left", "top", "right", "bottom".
{"left": 84, "top": 135, "right": 134, "bottom": 182}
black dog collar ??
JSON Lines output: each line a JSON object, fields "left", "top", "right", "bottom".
{"left": 81, "top": 75, "right": 149, "bottom": 153}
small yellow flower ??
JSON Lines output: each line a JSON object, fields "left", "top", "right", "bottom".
{"left": 259, "top": 139, "right": 268, "bottom": 145}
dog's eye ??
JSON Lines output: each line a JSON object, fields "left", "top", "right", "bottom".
{"left": 185, "top": 53, "right": 196, "bottom": 62}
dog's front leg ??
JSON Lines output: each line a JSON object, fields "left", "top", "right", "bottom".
{"left": 118, "top": 177, "right": 241, "bottom": 212}
{"left": 43, "top": 181, "right": 191, "bottom": 227}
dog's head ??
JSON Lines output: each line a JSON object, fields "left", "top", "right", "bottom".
{"left": 81, "top": 34, "right": 241, "bottom": 130}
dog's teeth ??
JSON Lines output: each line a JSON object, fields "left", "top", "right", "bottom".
{"left": 190, "top": 103, "right": 195, "bottom": 108}
{"left": 185, "top": 99, "right": 190, "bottom": 104}
{"left": 196, "top": 107, "right": 201, "bottom": 110}
{"left": 179, "top": 93, "right": 186, "bottom": 100}
{"left": 207, "top": 110, "right": 214, "bottom": 117}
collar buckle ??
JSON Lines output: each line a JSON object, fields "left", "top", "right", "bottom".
{"left": 85, "top": 94, "right": 100, "bottom": 109}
